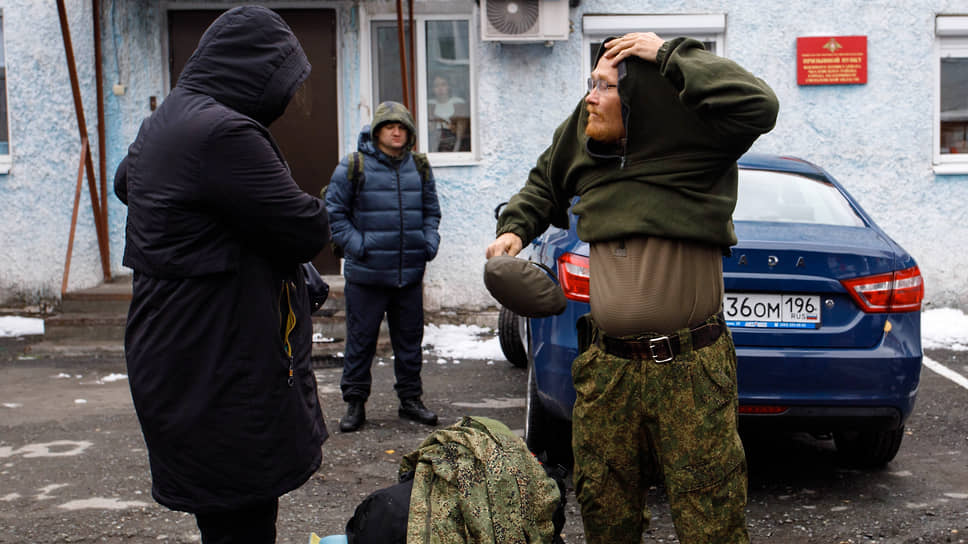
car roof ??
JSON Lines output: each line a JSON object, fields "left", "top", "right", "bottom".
{"left": 738, "top": 153, "right": 828, "bottom": 180}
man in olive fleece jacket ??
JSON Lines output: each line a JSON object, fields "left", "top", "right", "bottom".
{"left": 486, "top": 33, "right": 778, "bottom": 544}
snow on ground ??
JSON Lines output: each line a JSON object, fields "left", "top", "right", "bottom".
{"left": 0, "top": 316, "right": 43, "bottom": 337}
{"left": 422, "top": 323, "right": 505, "bottom": 362}
{"left": 921, "top": 308, "right": 968, "bottom": 350}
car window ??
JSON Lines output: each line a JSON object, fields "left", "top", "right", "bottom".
{"left": 734, "top": 169, "right": 865, "bottom": 227}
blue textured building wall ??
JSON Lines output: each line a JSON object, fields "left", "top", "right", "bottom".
{"left": 0, "top": 0, "right": 101, "bottom": 304}
{"left": 2, "top": 0, "right": 967, "bottom": 313}
{"left": 424, "top": 12, "right": 580, "bottom": 311}
{"left": 102, "top": 0, "right": 165, "bottom": 284}
{"left": 0, "top": 0, "right": 161, "bottom": 306}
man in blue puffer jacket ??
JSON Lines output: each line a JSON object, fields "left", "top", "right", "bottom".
{"left": 325, "top": 101, "right": 442, "bottom": 432}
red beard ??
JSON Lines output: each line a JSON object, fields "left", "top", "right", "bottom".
{"left": 585, "top": 108, "right": 625, "bottom": 143}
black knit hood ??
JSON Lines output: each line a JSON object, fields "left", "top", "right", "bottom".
{"left": 584, "top": 37, "right": 770, "bottom": 164}
{"left": 176, "top": 6, "right": 310, "bottom": 127}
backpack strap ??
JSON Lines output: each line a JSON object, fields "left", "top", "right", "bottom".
{"left": 412, "top": 152, "right": 431, "bottom": 185}
{"left": 347, "top": 151, "right": 365, "bottom": 195}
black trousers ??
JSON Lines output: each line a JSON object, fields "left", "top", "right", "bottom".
{"left": 342, "top": 280, "right": 424, "bottom": 401}
{"left": 195, "top": 499, "right": 279, "bottom": 544}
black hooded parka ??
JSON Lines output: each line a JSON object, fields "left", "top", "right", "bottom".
{"left": 113, "top": 6, "right": 328, "bottom": 513}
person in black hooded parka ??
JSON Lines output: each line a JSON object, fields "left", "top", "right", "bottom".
{"left": 113, "top": 7, "right": 328, "bottom": 543}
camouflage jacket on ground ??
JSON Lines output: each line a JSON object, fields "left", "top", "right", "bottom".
{"left": 400, "top": 416, "right": 561, "bottom": 544}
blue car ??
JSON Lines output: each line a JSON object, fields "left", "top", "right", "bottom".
{"left": 514, "top": 153, "right": 924, "bottom": 468}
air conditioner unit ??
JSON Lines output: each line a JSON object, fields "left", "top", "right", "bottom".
{"left": 481, "top": 0, "right": 570, "bottom": 43}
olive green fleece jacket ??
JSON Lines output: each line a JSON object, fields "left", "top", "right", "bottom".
{"left": 496, "top": 37, "right": 779, "bottom": 252}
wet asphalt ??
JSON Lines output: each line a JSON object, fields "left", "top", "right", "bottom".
{"left": 0, "top": 335, "right": 966, "bottom": 543}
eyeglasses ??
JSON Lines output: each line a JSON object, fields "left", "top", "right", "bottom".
{"left": 587, "top": 77, "right": 618, "bottom": 94}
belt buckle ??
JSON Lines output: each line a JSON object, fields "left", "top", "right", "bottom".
{"left": 649, "top": 335, "right": 674, "bottom": 364}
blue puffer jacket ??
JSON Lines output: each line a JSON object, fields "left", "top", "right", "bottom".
{"left": 325, "top": 107, "right": 441, "bottom": 287}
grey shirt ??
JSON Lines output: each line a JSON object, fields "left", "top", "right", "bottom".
{"left": 589, "top": 236, "right": 723, "bottom": 337}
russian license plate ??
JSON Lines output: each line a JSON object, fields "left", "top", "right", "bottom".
{"left": 723, "top": 293, "right": 821, "bottom": 329}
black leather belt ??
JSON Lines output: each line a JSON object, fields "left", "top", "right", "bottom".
{"left": 600, "top": 317, "right": 725, "bottom": 364}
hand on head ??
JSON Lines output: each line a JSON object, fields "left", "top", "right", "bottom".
{"left": 486, "top": 232, "right": 523, "bottom": 259}
{"left": 603, "top": 32, "right": 666, "bottom": 64}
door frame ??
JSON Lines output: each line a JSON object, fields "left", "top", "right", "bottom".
{"left": 162, "top": 2, "right": 347, "bottom": 273}
{"left": 159, "top": 1, "right": 345, "bottom": 161}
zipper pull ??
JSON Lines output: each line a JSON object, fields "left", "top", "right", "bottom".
{"left": 281, "top": 280, "right": 296, "bottom": 388}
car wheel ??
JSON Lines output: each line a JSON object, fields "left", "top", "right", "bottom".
{"left": 525, "top": 362, "right": 573, "bottom": 469}
{"left": 498, "top": 306, "right": 528, "bottom": 368}
{"left": 834, "top": 426, "right": 905, "bottom": 467}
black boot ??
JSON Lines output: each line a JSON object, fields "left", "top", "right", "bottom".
{"left": 398, "top": 398, "right": 438, "bottom": 426}
{"left": 340, "top": 399, "right": 366, "bottom": 432}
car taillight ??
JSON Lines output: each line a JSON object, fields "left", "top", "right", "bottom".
{"left": 557, "top": 253, "right": 590, "bottom": 302}
{"left": 841, "top": 265, "right": 924, "bottom": 313}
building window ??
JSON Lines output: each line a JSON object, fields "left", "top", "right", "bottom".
{"left": 936, "top": 16, "right": 968, "bottom": 173}
{"left": 581, "top": 14, "right": 725, "bottom": 79}
{"left": 368, "top": 14, "right": 475, "bottom": 163}
{"left": 0, "top": 11, "right": 10, "bottom": 172}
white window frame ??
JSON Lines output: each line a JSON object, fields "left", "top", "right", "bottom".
{"left": 581, "top": 13, "right": 726, "bottom": 80}
{"left": 934, "top": 15, "right": 968, "bottom": 174}
{"left": 360, "top": 9, "right": 478, "bottom": 166}
{"left": 0, "top": 11, "right": 11, "bottom": 174}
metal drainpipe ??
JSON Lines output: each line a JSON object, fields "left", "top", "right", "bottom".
{"left": 93, "top": 0, "right": 107, "bottom": 256}
{"left": 56, "top": 0, "right": 113, "bottom": 294}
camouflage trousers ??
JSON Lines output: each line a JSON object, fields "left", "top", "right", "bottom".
{"left": 571, "top": 314, "right": 750, "bottom": 544}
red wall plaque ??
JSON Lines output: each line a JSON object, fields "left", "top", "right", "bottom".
{"left": 797, "top": 36, "right": 867, "bottom": 85}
